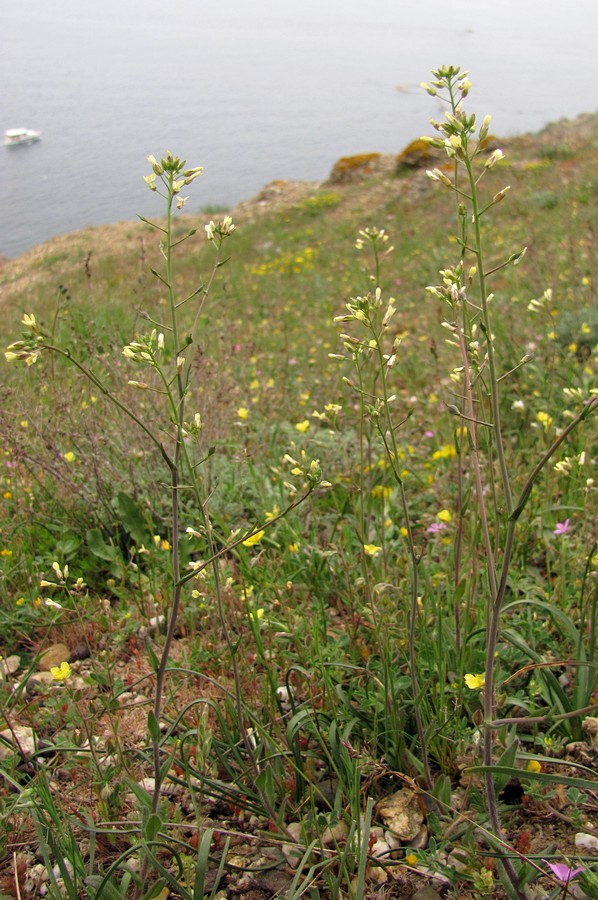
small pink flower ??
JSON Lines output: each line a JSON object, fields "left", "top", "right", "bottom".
{"left": 427, "top": 522, "right": 447, "bottom": 534}
{"left": 542, "top": 860, "right": 583, "bottom": 883}
{"left": 553, "top": 519, "right": 571, "bottom": 536}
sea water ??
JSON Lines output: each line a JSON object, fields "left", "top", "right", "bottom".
{"left": 1, "top": 0, "right": 597, "bottom": 258}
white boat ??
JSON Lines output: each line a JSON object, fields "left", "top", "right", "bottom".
{"left": 4, "top": 128, "right": 42, "bottom": 147}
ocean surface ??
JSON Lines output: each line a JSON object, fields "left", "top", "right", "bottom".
{"left": 1, "top": 0, "right": 598, "bottom": 258}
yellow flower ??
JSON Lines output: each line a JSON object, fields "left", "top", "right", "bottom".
{"left": 432, "top": 444, "right": 457, "bottom": 461}
{"left": 364, "top": 544, "right": 382, "bottom": 557}
{"left": 15, "top": 597, "right": 25, "bottom": 606}
{"left": 371, "top": 485, "right": 392, "bottom": 499}
{"left": 295, "top": 420, "right": 310, "bottom": 433}
{"left": 288, "top": 542, "right": 299, "bottom": 553}
{"left": 0, "top": 549, "right": 13, "bottom": 558}
{"left": 464, "top": 673, "right": 485, "bottom": 690}
{"left": 536, "top": 411, "right": 553, "bottom": 430}
{"left": 437, "top": 509, "right": 452, "bottom": 523}
{"left": 526, "top": 760, "right": 542, "bottom": 773}
{"left": 237, "top": 407, "right": 249, "bottom": 420}
{"left": 63, "top": 451, "right": 76, "bottom": 463}
{"left": 405, "top": 853, "right": 417, "bottom": 866}
{"left": 242, "top": 530, "right": 264, "bottom": 547}
{"left": 50, "top": 661, "right": 71, "bottom": 682}
{"left": 3, "top": 492, "right": 12, "bottom": 500}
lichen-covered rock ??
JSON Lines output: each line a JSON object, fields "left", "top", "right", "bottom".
{"left": 395, "top": 135, "right": 500, "bottom": 175}
{"left": 376, "top": 789, "right": 424, "bottom": 840}
{"left": 0, "top": 654, "right": 20, "bottom": 676}
{"left": 0, "top": 725, "right": 36, "bottom": 760}
{"left": 395, "top": 138, "right": 438, "bottom": 172}
{"left": 37, "top": 643, "right": 71, "bottom": 671}
{"left": 327, "top": 153, "right": 382, "bottom": 185}
{"left": 582, "top": 717, "right": 598, "bottom": 748}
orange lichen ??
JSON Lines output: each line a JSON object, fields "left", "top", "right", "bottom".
{"left": 479, "top": 134, "right": 501, "bottom": 152}
{"left": 395, "top": 138, "right": 437, "bottom": 172}
{"left": 328, "top": 153, "right": 382, "bottom": 184}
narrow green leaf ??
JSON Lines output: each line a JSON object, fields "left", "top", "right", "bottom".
{"left": 147, "top": 710, "right": 161, "bottom": 742}
{"left": 193, "top": 828, "right": 213, "bottom": 897}
{"left": 467, "top": 764, "right": 598, "bottom": 792}
{"left": 115, "top": 491, "right": 152, "bottom": 546}
{"left": 144, "top": 812, "right": 162, "bottom": 843}
{"left": 123, "top": 776, "right": 152, "bottom": 809}
{"left": 494, "top": 739, "right": 519, "bottom": 792}
{"left": 141, "top": 878, "right": 168, "bottom": 899}
{"left": 86, "top": 528, "right": 118, "bottom": 562}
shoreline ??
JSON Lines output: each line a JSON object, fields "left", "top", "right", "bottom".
{"left": 1, "top": 109, "right": 597, "bottom": 287}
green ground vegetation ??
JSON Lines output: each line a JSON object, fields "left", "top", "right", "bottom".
{"left": 0, "top": 70, "right": 597, "bottom": 899}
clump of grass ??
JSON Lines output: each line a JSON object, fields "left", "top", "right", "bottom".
{"left": 298, "top": 191, "right": 342, "bottom": 215}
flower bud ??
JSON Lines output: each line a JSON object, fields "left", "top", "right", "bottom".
{"left": 479, "top": 114, "right": 492, "bottom": 140}
{"left": 485, "top": 148, "right": 504, "bottom": 169}
{"left": 147, "top": 154, "right": 163, "bottom": 175}
{"left": 492, "top": 186, "right": 510, "bottom": 203}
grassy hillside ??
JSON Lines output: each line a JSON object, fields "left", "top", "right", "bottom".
{"left": 0, "top": 77, "right": 597, "bottom": 898}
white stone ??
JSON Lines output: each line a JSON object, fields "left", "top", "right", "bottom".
{"left": 575, "top": 832, "right": 598, "bottom": 853}
{"left": 376, "top": 789, "right": 424, "bottom": 840}
{"left": 582, "top": 717, "right": 598, "bottom": 748}
{"left": 371, "top": 838, "right": 391, "bottom": 858}
{"left": 0, "top": 654, "right": 20, "bottom": 676}
{"left": 0, "top": 725, "right": 36, "bottom": 760}
{"left": 321, "top": 819, "right": 349, "bottom": 846}
{"left": 282, "top": 822, "right": 305, "bottom": 868}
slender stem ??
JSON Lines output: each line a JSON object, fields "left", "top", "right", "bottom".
{"left": 462, "top": 153, "right": 513, "bottom": 519}
{"left": 453, "top": 322, "right": 522, "bottom": 895}
{"left": 41, "top": 344, "right": 170, "bottom": 464}
{"left": 371, "top": 326, "right": 433, "bottom": 792}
